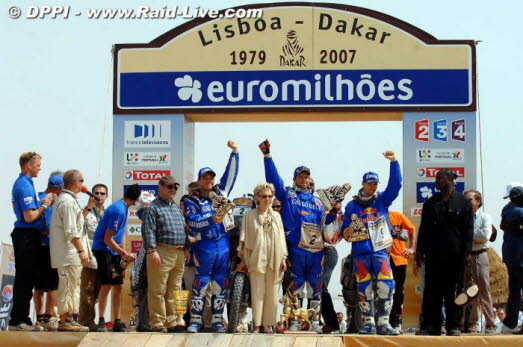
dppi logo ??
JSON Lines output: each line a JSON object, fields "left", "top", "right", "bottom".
{"left": 127, "top": 153, "right": 139, "bottom": 162}
{"left": 418, "top": 149, "right": 431, "bottom": 159}
{"left": 124, "top": 171, "right": 133, "bottom": 180}
{"left": 2, "top": 285, "right": 14, "bottom": 302}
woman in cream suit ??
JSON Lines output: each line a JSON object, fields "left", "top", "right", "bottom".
{"left": 238, "top": 182, "right": 288, "bottom": 333}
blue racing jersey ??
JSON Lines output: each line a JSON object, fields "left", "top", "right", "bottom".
{"left": 340, "top": 161, "right": 402, "bottom": 256}
{"left": 38, "top": 191, "right": 53, "bottom": 246}
{"left": 264, "top": 157, "right": 332, "bottom": 252}
{"left": 501, "top": 202, "right": 523, "bottom": 268}
{"left": 185, "top": 151, "right": 239, "bottom": 242}
{"left": 92, "top": 199, "right": 129, "bottom": 255}
{"left": 12, "top": 173, "right": 44, "bottom": 229}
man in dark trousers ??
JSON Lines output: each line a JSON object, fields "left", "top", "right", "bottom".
{"left": 416, "top": 168, "right": 473, "bottom": 336}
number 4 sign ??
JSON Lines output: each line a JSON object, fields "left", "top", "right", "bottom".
{"left": 415, "top": 119, "right": 429, "bottom": 142}
{"left": 451, "top": 119, "right": 466, "bottom": 142}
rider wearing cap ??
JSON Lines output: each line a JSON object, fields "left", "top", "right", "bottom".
{"left": 185, "top": 141, "right": 239, "bottom": 333}
{"left": 340, "top": 151, "right": 402, "bottom": 335}
{"left": 260, "top": 139, "right": 336, "bottom": 332}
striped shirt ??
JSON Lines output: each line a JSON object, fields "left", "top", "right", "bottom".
{"left": 141, "top": 196, "right": 186, "bottom": 248}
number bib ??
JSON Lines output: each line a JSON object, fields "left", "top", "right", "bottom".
{"left": 367, "top": 216, "right": 393, "bottom": 251}
{"left": 234, "top": 205, "right": 252, "bottom": 217}
{"left": 298, "top": 222, "right": 323, "bottom": 253}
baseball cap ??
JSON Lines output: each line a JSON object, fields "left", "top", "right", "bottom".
{"left": 198, "top": 167, "right": 216, "bottom": 180}
{"left": 508, "top": 186, "right": 523, "bottom": 199}
{"left": 504, "top": 182, "right": 523, "bottom": 199}
{"left": 48, "top": 174, "right": 64, "bottom": 188}
{"left": 293, "top": 166, "right": 310, "bottom": 178}
{"left": 159, "top": 175, "right": 177, "bottom": 186}
{"left": 363, "top": 172, "right": 379, "bottom": 183}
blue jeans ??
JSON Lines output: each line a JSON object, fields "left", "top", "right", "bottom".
{"left": 503, "top": 266, "right": 523, "bottom": 329}
{"left": 323, "top": 247, "right": 338, "bottom": 288}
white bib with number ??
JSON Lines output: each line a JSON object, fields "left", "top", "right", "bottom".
{"left": 367, "top": 216, "right": 393, "bottom": 251}
{"left": 298, "top": 222, "right": 323, "bottom": 253}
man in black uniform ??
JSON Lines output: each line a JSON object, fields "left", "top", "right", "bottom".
{"left": 416, "top": 168, "right": 473, "bottom": 336}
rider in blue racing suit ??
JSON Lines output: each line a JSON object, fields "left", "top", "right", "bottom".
{"left": 340, "top": 150, "right": 402, "bottom": 335}
{"left": 260, "top": 139, "right": 337, "bottom": 332}
{"left": 185, "top": 141, "right": 239, "bottom": 333}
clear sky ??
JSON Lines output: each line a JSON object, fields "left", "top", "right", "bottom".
{"left": 2, "top": 0, "right": 522, "bottom": 314}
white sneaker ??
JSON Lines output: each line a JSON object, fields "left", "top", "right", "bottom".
{"left": 501, "top": 324, "right": 519, "bottom": 334}
{"left": 9, "top": 323, "right": 44, "bottom": 331}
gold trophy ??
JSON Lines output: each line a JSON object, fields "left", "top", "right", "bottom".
{"left": 174, "top": 290, "right": 190, "bottom": 327}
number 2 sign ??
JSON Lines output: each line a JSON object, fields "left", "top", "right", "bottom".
{"left": 415, "top": 119, "right": 429, "bottom": 142}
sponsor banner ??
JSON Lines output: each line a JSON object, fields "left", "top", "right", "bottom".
{"left": 127, "top": 224, "right": 142, "bottom": 235}
{"left": 411, "top": 208, "right": 423, "bottom": 217}
{"left": 0, "top": 274, "right": 14, "bottom": 330}
{"left": 124, "top": 152, "right": 170, "bottom": 166}
{"left": 0, "top": 243, "right": 15, "bottom": 276}
{"left": 124, "top": 120, "right": 171, "bottom": 148}
{"left": 124, "top": 170, "right": 171, "bottom": 181}
{"left": 416, "top": 182, "right": 465, "bottom": 203}
{"left": 124, "top": 184, "right": 159, "bottom": 197}
{"left": 451, "top": 119, "right": 466, "bottom": 141}
{"left": 131, "top": 240, "right": 143, "bottom": 253}
{"left": 417, "top": 167, "right": 465, "bottom": 179}
{"left": 119, "top": 69, "right": 470, "bottom": 109}
{"left": 129, "top": 209, "right": 138, "bottom": 220}
{"left": 416, "top": 148, "right": 464, "bottom": 163}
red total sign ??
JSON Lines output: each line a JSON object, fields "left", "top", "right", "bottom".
{"left": 420, "top": 167, "right": 465, "bottom": 178}
{"left": 130, "top": 170, "right": 170, "bottom": 180}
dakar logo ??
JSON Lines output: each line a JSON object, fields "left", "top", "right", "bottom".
{"left": 280, "top": 30, "right": 306, "bottom": 67}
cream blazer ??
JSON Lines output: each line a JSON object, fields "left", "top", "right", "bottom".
{"left": 238, "top": 207, "right": 288, "bottom": 282}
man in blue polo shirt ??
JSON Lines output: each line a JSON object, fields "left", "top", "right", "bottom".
{"left": 92, "top": 184, "right": 141, "bottom": 332}
{"left": 9, "top": 152, "right": 56, "bottom": 331}
{"left": 33, "top": 172, "right": 64, "bottom": 331}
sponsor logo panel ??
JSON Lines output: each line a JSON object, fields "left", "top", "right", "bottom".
{"left": 127, "top": 224, "right": 142, "bottom": 235}
{"left": 416, "top": 167, "right": 465, "bottom": 178}
{"left": 416, "top": 182, "right": 465, "bottom": 203}
{"left": 124, "top": 120, "right": 171, "bottom": 148}
{"left": 416, "top": 149, "right": 464, "bottom": 163}
{"left": 433, "top": 119, "right": 448, "bottom": 142}
{"left": 415, "top": 119, "right": 429, "bottom": 142}
{"left": 410, "top": 208, "right": 423, "bottom": 217}
{"left": 124, "top": 152, "right": 170, "bottom": 166}
{"left": 131, "top": 240, "right": 144, "bottom": 253}
{"left": 451, "top": 119, "right": 466, "bottom": 142}
{"left": 124, "top": 170, "right": 171, "bottom": 181}
{"left": 124, "top": 184, "right": 159, "bottom": 197}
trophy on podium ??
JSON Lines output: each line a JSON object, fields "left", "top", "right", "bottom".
{"left": 174, "top": 290, "right": 190, "bottom": 327}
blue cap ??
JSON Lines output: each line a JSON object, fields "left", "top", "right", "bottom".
{"left": 362, "top": 172, "right": 379, "bottom": 183}
{"left": 198, "top": 167, "right": 216, "bottom": 180}
{"left": 48, "top": 174, "right": 64, "bottom": 188}
{"left": 293, "top": 166, "right": 310, "bottom": 178}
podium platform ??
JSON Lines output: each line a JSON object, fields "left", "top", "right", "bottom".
{"left": 0, "top": 331, "right": 520, "bottom": 346}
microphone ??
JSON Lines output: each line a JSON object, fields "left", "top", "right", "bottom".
{"left": 82, "top": 185, "right": 101, "bottom": 202}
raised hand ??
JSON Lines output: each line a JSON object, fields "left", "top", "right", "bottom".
{"left": 227, "top": 140, "right": 238, "bottom": 151}
{"left": 382, "top": 150, "right": 397, "bottom": 162}
{"left": 259, "top": 139, "right": 271, "bottom": 155}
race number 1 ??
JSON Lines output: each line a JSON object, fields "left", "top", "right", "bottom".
{"left": 415, "top": 119, "right": 429, "bottom": 142}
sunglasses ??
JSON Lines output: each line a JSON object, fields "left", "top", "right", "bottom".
{"left": 165, "top": 183, "right": 179, "bottom": 190}
{"left": 94, "top": 192, "right": 106, "bottom": 196}
{"left": 272, "top": 205, "right": 281, "bottom": 208}
{"left": 260, "top": 194, "right": 273, "bottom": 199}
{"left": 76, "top": 179, "right": 84, "bottom": 183}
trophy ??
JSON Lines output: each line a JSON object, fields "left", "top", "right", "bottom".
{"left": 174, "top": 290, "right": 190, "bottom": 327}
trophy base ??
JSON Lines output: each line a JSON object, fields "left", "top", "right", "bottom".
{"left": 172, "top": 326, "right": 187, "bottom": 333}
{"left": 283, "top": 330, "right": 318, "bottom": 334}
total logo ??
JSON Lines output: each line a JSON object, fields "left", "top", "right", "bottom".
{"left": 2, "top": 285, "right": 14, "bottom": 302}
{"left": 124, "top": 170, "right": 171, "bottom": 181}
{"left": 417, "top": 167, "right": 465, "bottom": 178}
{"left": 411, "top": 208, "right": 423, "bottom": 217}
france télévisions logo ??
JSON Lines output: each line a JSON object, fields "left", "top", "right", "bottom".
{"left": 415, "top": 119, "right": 429, "bottom": 142}
{"left": 124, "top": 120, "right": 171, "bottom": 148}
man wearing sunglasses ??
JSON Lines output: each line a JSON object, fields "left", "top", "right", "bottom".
{"left": 92, "top": 183, "right": 141, "bottom": 332}
{"left": 185, "top": 140, "right": 239, "bottom": 333}
{"left": 79, "top": 183, "right": 108, "bottom": 331}
{"left": 141, "top": 175, "right": 187, "bottom": 333}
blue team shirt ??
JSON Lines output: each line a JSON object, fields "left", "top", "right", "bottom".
{"left": 12, "top": 173, "right": 44, "bottom": 229}
{"left": 38, "top": 192, "right": 53, "bottom": 246}
{"left": 92, "top": 200, "right": 129, "bottom": 255}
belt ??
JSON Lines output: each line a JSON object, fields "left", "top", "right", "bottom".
{"left": 471, "top": 249, "right": 487, "bottom": 255}
{"left": 158, "top": 243, "right": 185, "bottom": 250}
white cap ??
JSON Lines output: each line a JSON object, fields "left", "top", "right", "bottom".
{"left": 504, "top": 182, "right": 523, "bottom": 199}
